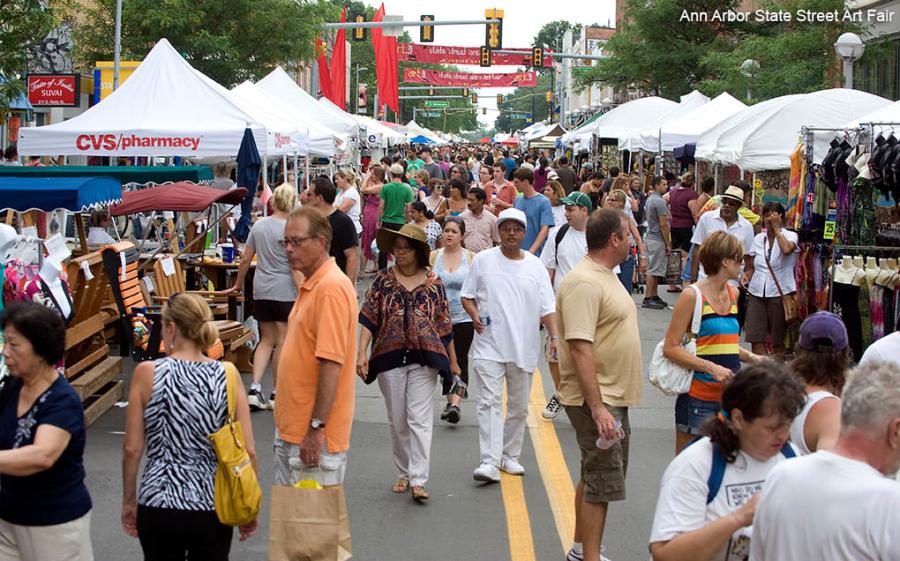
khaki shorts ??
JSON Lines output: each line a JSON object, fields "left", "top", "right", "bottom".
{"left": 564, "top": 403, "right": 630, "bottom": 503}
{"left": 744, "top": 293, "right": 789, "bottom": 345}
{"left": 645, "top": 237, "right": 668, "bottom": 278}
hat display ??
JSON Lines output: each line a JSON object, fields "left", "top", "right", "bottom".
{"left": 389, "top": 163, "right": 405, "bottom": 177}
{"left": 561, "top": 191, "right": 593, "bottom": 211}
{"left": 0, "top": 224, "right": 16, "bottom": 260}
{"left": 798, "top": 311, "right": 849, "bottom": 351}
{"left": 497, "top": 208, "right": 527, "bottom": 228}
{"left": 376, "top": 223, "right": 430, "bottom": 256}
{"left": 721, "top": 185, "right": 745, "bottom": 205}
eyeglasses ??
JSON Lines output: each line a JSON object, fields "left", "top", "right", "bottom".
{"left": 393, "top": 244, "right": 414, "bottom": 253}
{"left": 280, "top": 236, "right": 317, "bottom": 248}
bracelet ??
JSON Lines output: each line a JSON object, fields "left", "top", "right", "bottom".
{"left": 550, "top": 336, "right": 559, "bottom": 341}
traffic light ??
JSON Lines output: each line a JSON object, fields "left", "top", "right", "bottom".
{"left": 420, "top": 15, "right": 434, "bottom": 43}
{"left": 479, "top": 46, "right": 491, "bottom": 68}
{"left": 532, "top": 47, "right": 543, "bottom": 67}
{"left": 485, "top": 8, "right": 503, "bottom": 49}
{"left": 496, "top": 94, "right": 503, "bottom": 107}
{"left": 353, "top": 15, "right": 366, "bottom": 42}
{"left": 428, "top": 87, "right": 435, "bottom": 96}
{"left": 471, "top": 92, "right": 478, "bottom": 104}
{"left": 462, "top": 88, "right": 469, "bottom": 97}
{"left": 545, "top": 91, "right": 552, "bottom": 103}
{"left": 482, "top": 107, "right": 487, "bottom": 115}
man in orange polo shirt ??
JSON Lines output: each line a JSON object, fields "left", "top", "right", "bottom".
{"left": 274, "top": 206, "right": 358, "bottom": 487}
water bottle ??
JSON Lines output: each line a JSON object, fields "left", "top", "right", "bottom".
{"left": 595, "top": 421, "right": 625, "bottom": 450}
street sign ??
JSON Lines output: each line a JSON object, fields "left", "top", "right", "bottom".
{"left": 420, "top": 111, "right": 443, "bottom": 117}
{"left": 425, "top": 100, "right": 449, "bottom": 108}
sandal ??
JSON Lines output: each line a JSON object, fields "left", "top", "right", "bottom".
{"left": 391, "top": 479, "right": 410, "bottom": 493}
{"left": 667, "top": 287, "right": 683, "bottom": 293}
{"left": 411, "top": 485, "right": 429, "bottom": 501}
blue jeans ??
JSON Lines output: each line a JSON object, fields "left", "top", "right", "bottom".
{"left": 618, "top": 254, "right": 635, "bottom": 294}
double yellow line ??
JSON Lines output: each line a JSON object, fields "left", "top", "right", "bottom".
{"left": 500, "top": 369, "right": 576, "bottom": 560}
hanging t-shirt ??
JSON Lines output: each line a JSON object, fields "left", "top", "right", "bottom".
{"left": 0, "top": 374, "right": 92, "bottom": 526}
{"left": 650, "top": 436, "right": 796, "bottom": 561}
{"left": 460, "top": 247, "right": 555, "bottom": 372}
{"left": 540, "top": 225, "right": 587, "bottom": 292}
{"left": 750, "top": 451, "right": 900, "bottom": 561}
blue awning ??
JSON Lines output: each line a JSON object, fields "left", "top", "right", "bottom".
{"left": 409, "top": 135, "right": 436, "bottom": 144}
{"left": 0, "top": 176, "right": 122, "bottom": 212}
{"left": 0, "top": 75, "right": 32, "bottom": 110}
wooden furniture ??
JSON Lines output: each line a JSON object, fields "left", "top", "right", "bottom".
{"left": 65, "top": 251, "right": 124, "bottom": 426}
{"left": 146, "top": 254, "right": 231, "bottom": 318}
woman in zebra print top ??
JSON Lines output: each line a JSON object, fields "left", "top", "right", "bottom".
{"left": 122, "top": 293, "right": 257, "bottom": 559}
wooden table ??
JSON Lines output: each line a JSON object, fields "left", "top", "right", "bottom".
{"left": 185, "top": 259, "right": 256, "bottom": 320}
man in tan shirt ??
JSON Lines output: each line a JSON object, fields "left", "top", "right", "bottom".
{"left": 556, "top": 208, "right": 642, "bottom": 561}
{"left": 460, "top": 186, "right": 499, "bottom": 253}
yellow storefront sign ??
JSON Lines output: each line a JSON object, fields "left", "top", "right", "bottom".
{"left": 93, "top": 61, "right": 141, "bottom": 102}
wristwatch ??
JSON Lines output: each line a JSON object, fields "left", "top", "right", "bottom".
{"left": 309, "top": 418, "right": 326, "bottom": 430}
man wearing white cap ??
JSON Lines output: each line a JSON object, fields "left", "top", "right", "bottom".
{"left": 461, "top": 208, "right": 559, "bottom": 483}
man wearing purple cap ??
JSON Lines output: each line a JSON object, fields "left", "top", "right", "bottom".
{"left": 461, "top": 208, "right": 559, "bottom": 483}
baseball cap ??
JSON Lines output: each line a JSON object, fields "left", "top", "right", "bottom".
{"left": 547, "top": 170, "right": 560, "bottom": 181}
{"left": 497, "top": 208, "right": 527, "bottom": 228}
{"left": 798, "top": 312, "right": 849, "bottom": 351}
{"left": 389, "top": 163, "right": 405, "bottom": 177}
{"left": 561, "top": 191, "right": 593, "bottom": 211}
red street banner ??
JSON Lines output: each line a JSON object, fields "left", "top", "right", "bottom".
{"left": 26, "top": 74, "right": 80, "bottom": 107}
{"left": 403, "top": 68, "right": 537, "bottom": 88}
{"left": 397, "top": 44, "right": 553, "bottom": 67}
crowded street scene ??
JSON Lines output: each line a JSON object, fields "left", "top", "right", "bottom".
{"left": 1, "top": 0, "right": 900, "bottom": 560}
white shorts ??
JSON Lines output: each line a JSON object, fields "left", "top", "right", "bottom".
{"left": 0, "top": 511, "right": 93, "bottom": 561}
{"left": 274, "top": 431, "right": 348, "bottom": 487}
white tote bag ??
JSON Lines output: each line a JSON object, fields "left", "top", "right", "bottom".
{"left": 648, "top": 285, "right": 704, "bottom": 395}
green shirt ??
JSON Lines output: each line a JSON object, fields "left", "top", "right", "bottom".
{"left": 380, "top": 181, "right": 414, "bottom": 225}
{"left": 407, "top": 158, "right": 424, "bottom": 172}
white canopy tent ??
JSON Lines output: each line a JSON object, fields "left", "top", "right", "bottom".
{"left": 696, "top": 89, "right": 891, "bottom": 171}
{"left": 257, "top": 67, "right": 360, "bottom": 139}
{"left": 620, "top": 90, "right": 710, "bottom": 151}
{"left": 559, "top": 97, "right": 679, "bottom": 149}
{"left": 318, "top": 97, "right": 368, "bottom": 139}
{"left": 406, "top": 120, "right": 445, "bottom": 144}
{"left": 355, "top": 116, "right": 406, "bottom": 147}
{"left": 18, "top": 38, "right": 267, "bottom": 157}
{"left": 639, "top": 92, "right": 746, "bottom": 152}
{"left": 844, "top": 99, "right": 900, "bottom": 137}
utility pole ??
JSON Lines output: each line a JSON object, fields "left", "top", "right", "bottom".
{"left": 113, "top": 0, "right": 123, "bottom": 89}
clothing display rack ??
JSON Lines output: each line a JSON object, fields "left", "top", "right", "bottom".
{"left": 828, "top": 244, "right": 900, "bottom": 307}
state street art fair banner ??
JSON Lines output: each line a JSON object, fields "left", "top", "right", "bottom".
{"left": 403, "top": 68, "right": 538, "bottom": 88}
{"left": 397, "top": 44, "right": 553, "bottom": 68}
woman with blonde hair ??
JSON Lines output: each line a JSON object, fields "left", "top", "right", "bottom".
{"left": 334, "top": 168, "right": 362, "bottom": 236}
{"left": 224, "top": 183, "right": 297, "bottom": 410}
{"left": 123, "top": 293, "right": 258, "bottom": 558}
{"left": 605, "top": 189, "right": 646, "bottom": 293}
{"left": 542, "top": 180, "right": 567, "bottom": 227}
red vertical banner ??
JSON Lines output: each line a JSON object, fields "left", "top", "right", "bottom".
{"left": 329, "top": 7, "right": 348, "bottom": 110}
{"left": 371, "top": 4, "right": 399, "bottom": 114}
{"left": 316, "top": 37, "right": 333, "bottom": 100}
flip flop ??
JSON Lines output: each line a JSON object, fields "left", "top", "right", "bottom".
{"left": 411, "top": 485, "right": 430, "bottom": 501}
{"left": 391, "top": 479, "right": 410, "bottom": 493}
{"left": 667, "top": 287, "right": 683, "bottom": 293}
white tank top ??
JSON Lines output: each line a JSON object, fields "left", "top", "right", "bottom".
{"left": 789, "top": 390, "right": 839, "bottom": 455}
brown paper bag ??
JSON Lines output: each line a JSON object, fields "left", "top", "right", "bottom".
{"left": 268, "top": 485, "right": 352, "bottom": 561}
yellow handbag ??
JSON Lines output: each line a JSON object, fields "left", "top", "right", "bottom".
{"left": 208, "top": 361, "right": 262, "bottom": 526}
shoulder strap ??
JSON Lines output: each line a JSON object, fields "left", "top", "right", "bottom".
{"left": 707, "top": 442, "right": 727, "bottom": 504}
{"left": 780, "top": 442, "right": 797, "bottom": 459}
{"left": 690, "top": 284, "right": 704, "bottom": 336}
{"left": 222, "top": 361, "right": 238, "bottom": 423}
{"left": 762, "top": 238, "right": 787, "bottom": 299}
{"left": 554, "top": 224, "right": 570, "bottom": 266}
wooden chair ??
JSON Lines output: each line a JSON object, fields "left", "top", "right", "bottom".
{"left": 146, "top": 254, "right": 230, "bottom": 318}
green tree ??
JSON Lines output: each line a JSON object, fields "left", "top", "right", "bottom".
{"left": 494, "top": 71, "right": 553, "bottom": 133}
{"left": 533, "top": 20, "right": 583, "bottom": 53}
{"left": 74, "top": 0, "right": 331, "bottom": 86}
{"left": 1, "top": 0, "right": 57, "bottom": 113}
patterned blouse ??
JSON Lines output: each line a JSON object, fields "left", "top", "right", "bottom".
{"left": 359, "top": 268, "right": 453, "bottom": 382}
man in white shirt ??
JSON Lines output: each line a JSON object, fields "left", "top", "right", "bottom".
{"left": 461, "top": 208, "right": 559, "bottom": 483}
{"left": 750, "top": 361, "right": 900, "bottom": 561}
{"left": 859, "top": 331, "right": 900, "bottom": 366}
{"left": 539, "top": 191, "right": 591, "bottom": 420}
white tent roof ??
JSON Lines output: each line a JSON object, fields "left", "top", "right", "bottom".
{"left": 231, "top": 82, "right": 338, "bottom": 157}
{"left": 317, "top": 97, "right": 367, "bottom": 137}
{"left": 621, "top": 90, "right": 710, "bottom": 151}
{"left": 18, "top": 38, "right": 267, "bottom": 157}
{"left": 257, "top": 67, "right": 359, "bottom": 139}
{"left": 696, "top": 89, "right": 892, "bottom": 171}
{"left": 650, "top": 92, "right": 747, "bottom": 152}
{"left": 355, "top": 116, "right": 406, "bottom": 147}
{"left": 560, "top": 96, "right": 679, "bottom": 147}
{"left": 844, "top": 99, "right": 900, "bottom": 137}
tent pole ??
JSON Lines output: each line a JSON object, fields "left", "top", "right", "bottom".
{"left": 263, "top": 156, "right": 269, "bottom": 217}
{"left": 294, "top": 154, "right": 300, "bottom": 194}
{"left": 305, "top": 157, "right": 310, "bottom": 191}
{"left": 282, "top": 154, "right": 288, "bottom": 183}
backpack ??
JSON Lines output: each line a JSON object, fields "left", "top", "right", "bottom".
{"left": 554, "top": 224, "right": 570, "bottom": 267}
{"left": 689, "top": 438, "right": 796, "bottom": 504}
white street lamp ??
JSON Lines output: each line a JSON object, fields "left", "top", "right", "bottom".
{"left": 834, "top": 32, "right": 865, "bottom": 89}
{"left": 740, "top": 59, "right": 759, "bottom": 102}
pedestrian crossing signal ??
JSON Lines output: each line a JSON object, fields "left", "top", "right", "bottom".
{"left": 496, "top": 94, "right": 502, "bottom": 107}
{"left": 420, "top": 15, "right": 434, "bottom": 43}
{"left": 353, "top": 15, "right": 366, "bottom": 42}
{"left": 485, "top": 9, "right": 503, "bottom": 49}
{"left": 482, "top": 107, "right": 487, "bottom": 115}
{"left": 532, "top": 47, "right": 543, "bottom": 67}
{"left": 545, "top": 91, "right": 552, "bottom": 103}
{"left": 471, "top": 93, "right": 478, "bottom": 104}
{"left": 480, "top": 46, "right": 491, "bottom": 67}
{"left": 428, "top": 87, "right": 435, "bottom": 96}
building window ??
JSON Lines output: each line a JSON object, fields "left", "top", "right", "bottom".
{"left": 857, "top": 37, "right": 899, "bottom": 101}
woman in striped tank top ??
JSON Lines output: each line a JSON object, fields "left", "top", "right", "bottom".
{"left": 663, "top": 232, "right": 765, "bottom": 454}
{"left": 122, "top": 293, "right": 258, "bottom": 559}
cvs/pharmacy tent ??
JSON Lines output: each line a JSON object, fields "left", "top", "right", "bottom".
{"left": 18, "top": 38, "right": 267, "bottom": 157}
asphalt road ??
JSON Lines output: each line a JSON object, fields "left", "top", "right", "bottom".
{"left": 84, "top": 287, "right": 681, "bottom": 561}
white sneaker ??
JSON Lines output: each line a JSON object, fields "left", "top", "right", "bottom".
{"left": 500, "top": 458, "right": 525, "bottom": 475}
{"left": 542, "top": 393, "right": 562, "bottom": 419}
{"left": 566, "top": 548, "right": 611, "bottom": 561}
{"left": 473, "top": 463, "right": 500, "bottom": 483}
{"left": 248, "top": 389, "right": 269, "bottom": 412}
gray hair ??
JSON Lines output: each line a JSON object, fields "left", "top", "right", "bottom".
{"left": 841, "top": 361, "right": 900, "bottom": 432}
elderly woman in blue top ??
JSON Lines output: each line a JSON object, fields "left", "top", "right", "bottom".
{"left": 0, "top": 302, "right": 93, "bottom": 561}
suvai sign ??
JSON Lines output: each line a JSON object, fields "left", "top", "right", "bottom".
{"left": 27, "top": 74, "right": 80, "bottom": 107}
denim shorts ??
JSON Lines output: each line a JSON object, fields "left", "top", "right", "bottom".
{"left": 675, "top": 393, "right": 719, "bottom": 435}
